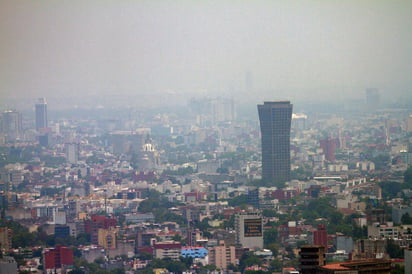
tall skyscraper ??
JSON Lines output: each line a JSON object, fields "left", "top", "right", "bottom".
{"left": 0, "top": 110, "right": 22, "bottom": 142}
{"left": 258, "top": 101, "right": 293, "bottom": 185}
{"left": 35, "top": 98, "right": 48, "bottom": 131}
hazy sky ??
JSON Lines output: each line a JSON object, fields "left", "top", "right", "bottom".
{"left": 1, "top": 0, "right": 412, "bottom": 105}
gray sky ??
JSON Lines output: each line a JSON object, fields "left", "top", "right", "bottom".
{"left": 1, "top": 0, "right": 412, "bottom": 106}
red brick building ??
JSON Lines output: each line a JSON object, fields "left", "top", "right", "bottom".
{"left": 85, "top": 215, "right": 117, "bottom": 244}
{"left": 313, "top": 224, "right": 328, "bottom": 249}
{"left": 43, "top": 245, "right": 73, "bottom": 271}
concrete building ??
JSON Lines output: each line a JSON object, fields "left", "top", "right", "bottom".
{"left": 320, "top": 138, "right": 337, "bottom": 162}
{"left": 125, "top": 213, "right": 155, "bottom": 224}
{"left": 0, "top": 110, "right": 22, "bottom": 142}
{"left": 247, "top": 187, "right": 260, "bottom": 209}
{"left": 0, "top": 256, "right": 17, "bottom": 274}
{"left": 405, "top": 249, "right": 412, "bottom": 274}
{"left": 43, "top": 245, "right": 73, "bottom": 273}
{"left": 392, "top": 205, "right": 412, "bottom": 224}
{"left": 153, "top": 241, "right": 182, "bottom": 260}
{"left": 313, "top": 224, "right": 328, "bottom": 249}
{"left": 336, "top": 235, "right": 354, "bottom": 254}
{"left": 0, "top": 228, "right": 12, "bottom": 251}
{"left": 407, "top": 115, "right": 412, "bottom": 133}
{"left": 299, "top": 245, "right": 326, "bottom": 274}
{"left": 235, "top": 212, "right": 263, "bottom": 249}
{"left": 258, "top": 101, "right": 293, "bottom": 186}
{"left": 354, "top": 239, "right": 386, "bottom": 259}
{"left": 208, "top": 241, "right": 236, "bottom": 271}
{"left": 65, "top": 143, "right": 80, "bottom": 164}
{"left": 367, "top": 223, "right": 399, "bottom": 239}
{"left": 85, "top": 215, "right": 117, "bottom": 244}
{"left": 98, "top": 227, "right": 118, "bottom": 250}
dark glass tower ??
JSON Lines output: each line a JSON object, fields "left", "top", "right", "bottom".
{"left": 257, "top": 101, "right": 293, "bottom": 186}
{"left": 35, "top": 98, "right": 48, "bottom": 131}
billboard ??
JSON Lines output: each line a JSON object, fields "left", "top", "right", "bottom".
{"left": 244, "top": 218, "right": 262, "bottom": 237}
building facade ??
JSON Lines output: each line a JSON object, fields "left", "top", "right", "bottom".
{"left": 235, "top": 212, "right": 263, "bottom": 249}
{"left": 153, "top": 241, "right": 182, "bottom": 260}
{"left": 299, "top": 245, "right": 326, "bottom": 274}
{"left": 258, "top": 101, "right": 293, "bottom": 186}
{"left": 0, "top": 227, "right": 12, "bottom": 251}
{"left": 313, "top": 224, "right": 328, "bottom": 249}
{"left": 0, "top": 110, "right": 22, "bottom": 142}
{"left": 43, "top": 245, "right": 73, "bottom": 272}
{"left": 208, "top": 241, "right": 236, "bottom": 271}
{"left": 35, "top": 98, "right": 48, "bottom": 131}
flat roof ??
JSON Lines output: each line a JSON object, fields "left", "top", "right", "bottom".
{"left": 263, "top": 101, "right": 291, "bottom": 104}
{"left": 321, "top": 263, "right": 350, "bottom": 270}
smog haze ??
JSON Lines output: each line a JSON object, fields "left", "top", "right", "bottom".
{"left": 1, "top": 0, "right": 412, "bottom": 110}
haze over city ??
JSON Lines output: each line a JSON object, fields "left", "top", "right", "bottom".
{"left": 1, "top": 0, "right": 412, "bottom": 110}
{"left": 2, "top": 2, "right": 412, "bottom": 273}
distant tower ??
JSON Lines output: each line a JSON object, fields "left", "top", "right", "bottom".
{"left": 35, "top": 98, "right": 48, "bottom": 131}
{"left": 258, "top": 101, "right": 293, "bottom": 186}
{"left": 1, "top": 110, "right": 22, "bottom": 142}
{"left": 65, "top": 143, "right": 79, "bottom": 164}
{"left": 319, "top": 138, "right": 337, "bottom": 162}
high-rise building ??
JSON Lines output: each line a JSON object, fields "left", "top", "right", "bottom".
{"left": 235, "top": 212, "right": 263, "bottom": 249}
{"left": 35, "top": 98, "right": 48, "bottom": 131}
{"left": 98, "top": 227, "right": 118, "bottom": 250}
{"left": 299, "top": 245, "right": 326, "bottom": 274}
{"left": 319, "top": 138, "right": 337, "bottom": 162}
{"left": 65, "top": 143, "right": 79, "bottom": 164}
{"left": 258, "top": 101, "right": 293, "bottom": 185}
{"left": 247, "top": 187, "right": 260, "bottom": 209}
{"left": 313, "top": 224, "right": 328, "bottom": 249}
{"left": 208, "top": 240, "right": 236, "bottom": 271}
{"left": 0, "top": 256, "right": 17, "bottom": 274}
{"left": 407, "top": 115, "right": 412, "bottom": 133}
{"left": 405, "top": 249, "right": 412, "bottom": 274}
{"left": 0, "top": 227, "right": 12, "bottom": 250}
{"left": 0, "top": 110, "right": 22, "bottom": 142}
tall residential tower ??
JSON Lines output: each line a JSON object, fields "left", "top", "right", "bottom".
{"left": 258, "top": 101, "right": 293, "bottom": 186}
{"left": 35, "top": 98, "right": 48, "bottom": 131}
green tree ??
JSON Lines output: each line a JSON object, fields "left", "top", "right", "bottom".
{"left": 405, "top": 166, "right": 412, "bottom": 188}
{"left": 401, "top": 213, "right": 412, "bottom": 224}
{"left": 239, "top": 252, "right": 261, "bottom": 273}
{"left": 386, "top": 239, "right": 404, "bottom": 259}
{"left": 264, "top": 228, "right": 278, "bottom": 246}
{"left": 391, "top": 264, "right": 405, "bottom": 274}
{"left": 228, "top": 194, "right": 248, "bottom": 207}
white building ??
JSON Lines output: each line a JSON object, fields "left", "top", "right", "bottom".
{"left": 235, "top": 212, "right": 263, "bottom": 249}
